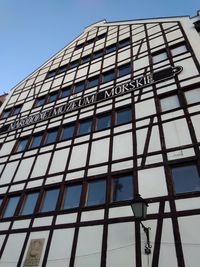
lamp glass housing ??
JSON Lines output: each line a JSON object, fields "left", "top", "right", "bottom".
{"left": 131, "top": 194, "right": 148, "bottom": 219}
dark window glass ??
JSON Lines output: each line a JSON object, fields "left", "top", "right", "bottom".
{"left": 63, "top": 185, "right": 82, "bottom": 209}
{"left": 16, "top": 138, "right": 29, "bottom": 152}
{"left": 0, "top": 198, "right": 3, "bottom": 208}
{"left": 40, "top": 189, "right": 59, "bottom": 212}
{"left": 1, "top": 109, "right": 11, "bottom": 119}
{"left": 74, "top": 82, "right": 85, "bottom": 93}
{"left": 57, "top": 65, "right": 68, "bottom": 74}
{"left": 3, "top": 196, "right": 20, "bottom": 218}
{"left": 35, "top": 97, "right": 46, "bottom": 107}
{"left": 61, "top": 125, "right": 75, "bottom": 140}
{"left": 96, "top": 113, "right": 111, "bottom": 131}
{"left": 20, "top": 192, "right": 39, "bottom": 215}
{"left": 78, "top": 120, "right": 92, "bottom": 135}
{"left": 102, "top": 70, "right": 115, "bottom": 83}
{"left": 60, "top": 87, "right": 71, "bottom": 98}
{"left": 12, "top": 105, "right": 22, "bottom": 116}
{"left": 112, "top": 175, "right": 133, "bottom": 202}
{"left": 69, "top": 60, "right": 79, "bottom": 69}
{"left": 93, "top": 49, "right": 104, "bottom": 59}
{"left": 96, "top": 32, "right": 107, "bottom": 40}
{"left": 86, "top": 38, "right": 95, "bottom": 45}
{"left": 30, "top": 134, "right": 43, "bottom": 149}
{"left": 48, "top": 92, "right": 58, "bottom": 103}
{"left": 172, "top": 164, "right": 200, "bottom": 194}
{"left": 75, "top": 43, "right": 84, "bottom": 50}
{"left": 46, "top": 69, "right": 57, "bottom": 79}
{"left": 118, "top": 64, "right": 131, "bottom": 77}
{"left": 119, "top": 38, "right": 130, "bottom": 48}
{"left": 81, "top": 55, "right": 91, "bottom": 64}
{"left": 116, "top": 108, "right": 132, "bottom": 125}
{"left": 87, "top": 180, "right": 106, "bottom": 206}
{"left": 45, "top": 129, "right": 58, "bottom": 145}
{"left": 87, "top": 76, "right": 99, "bottom": 88}
{"left": 106, "top": 44, "right": 116, "bottom": 54}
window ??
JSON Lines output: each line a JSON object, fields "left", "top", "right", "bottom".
{"left": 1, "top": 109, "right": 11, "bottom": 119}
{"left": 96, "top": 113, "right": 111, "bottom": 131}
{"left": 3, "top": 196, "right": 20, "bottom": 218}
{"left": 171, "top": 44, "right": 187, "bottom": 56}
{"left": 102, "top": 70, "right": 115, "bottom": 83}
{"left": 152, "top": 50, "right": 168, "bottom": 63}
{"left": 160, "top": 95, "right": 180, "bottom": 112}
{"left": 75, "top": 43, "right": 84, "bottom": 50}
{"left": 20, "top": 192, "right": 39, "bottom": 215}
{"left": 40, "top": 189, "right": 59, "bottom": 212}
{"left": 44, "top": 128, "right": 58, "bottom": 145}
{"left": 185, "top": 88, "right": 200, "bottom": 105}
{"left": 46, "top": 69, "right": 57, "bottom": 79}
{"left": 48, "top": 92, "right": 58, "bottom": 103}
{"left": 60, "top": 124, "right": 75, "bottom": 140}
{"left": 74, "top": 81, "right": 85, "bottom": 93}
{"left": 96, "top": 32, "right": 107, "bottom": 40}
{"left": 12, "top": 105, "right": 22, "bottom": 116}
{"left": 119, "top": 38, "right": 130, "bottom": 48}
{"left": 86, "top": 180, "right": 106, "bottom": 206}
{"left": 106, "top": 44, "right": 116, "bottom": 54}
{"left": 118, "top": 64, "right": 131, "bottom": 77}
{"left": 57, "top": 64, "right": 68, "bottom": 74}
{"left": 81, "top": 55, "right": 91, "bottom": 64}
{"left": 172, "top": 164, "right": 200, "bottom": 194}
{"left": 87, "top": 76, "right": 99, "bottom": 88}
{"left": 69, "top": 60, "right": 79, "bottom": 69}
{"left": 112, "top": 175, "right": 133, "bottom": 202}
{"left": 29, "top": 133, "right": 43, "bottom": 149}
{"left": 62, "top": 184, "right": 82, "bottom": 209}
{"left": 60, "top": 87, "right": 71, "bottom": 98}
{"left": 35, "top": 96, "right": 46, "bottom": 107}
{"left": 15, "top": 138, "right": 29, "bottom": 152}
{"left": 93, "top": 49, "right": 104, "bottom": 59}
{"left": 78, "top": 119, "right": 92, "bottom": 135}
{"left": 116, "top": 108, "right": 132, "bottom": 125}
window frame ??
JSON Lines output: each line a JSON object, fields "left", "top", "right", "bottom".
{"left": 39, "top": 188, "right": 60, "bottom": 213}
{"left": 115, "top": 106, "right": 132, "bottom": 126}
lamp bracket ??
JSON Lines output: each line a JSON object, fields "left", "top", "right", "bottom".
{"left": 140, "top": 222, "right": 152, "bottom": 255}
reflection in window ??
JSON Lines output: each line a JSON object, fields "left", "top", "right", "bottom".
{"left": 16, "top": 138, "right": 29, "bottom": 152}
{"left": 13, "top": 105, "right": 22, "bottom": 115}
{"left": 152, "top": 51, "right": 168, "bottom": 63}
{"left": 20, "top": 192, "right": 39, "bottom": 215}
{"left": 40, "top": 189, "right": 59, "bottom": 212}
{"left": 3, "top": 196, "right": 20, "bottom": 218}
{"left": 87, "top": 180, "right": 106, "bottom": 206}
{"left": 96, "top": 113, "right": 111, "bottom": 131}
{"left": 185, "top": 88, "right": 200, "bottom": 105}
{"left": 116, "top": 108, "right": 132, "bottom": 125}
{"left": 78, "top": 120, "right": 92, "bottom": 135}
{"left": 172, "top": 164, "right": 200, "bottom": 194}
{"left": 35, "top": 96, "right": 46, "bottom": 107}
{"left": 69, "top": 60, "right": 79, "bottom": 69}
{"left": 57, "top": 65, "right": 68, "bottom": 74}
{"left": 160, "top": 95, "right": 180, "bottom": 112}
{"left": 30, "top": 134, "right": 43, "bottom": 149}
{"left": 45, "top": 129, "right": 58, "bottom": 145}
{"left": 63, "top": 185, "right": 82, "bottom": 209}
{"left": 61, "top": 125, "right": 75, "bottom": 140}
{"left": 112, "top": 175, "right": 133, "bottom": 202}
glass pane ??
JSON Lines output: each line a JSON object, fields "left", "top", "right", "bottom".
{"left": 2, "top": 110, "right": 11, "bottom": 119}
{"left": 48, "top": 93, "right": 58, "bottom": 103}
{"left": 30, "top": 134, "right": 43, "bottom": 149}
{"left": 3, "top": 196, "right": 20, "bottom": 218}
{"left": 160, "top": 95, "right": 180, "bottom": 111}
{"left": 81, "top": 55, "right": 91, "bottom": 64}
{"left": 61, "top": 87, "right": 71, "bottom": 98}
{"left": 41, "top": 189, "right": 59, "bottom": 212}
{"left": 116, "top": 109, "right": 132, "bottom": 125}
{"left": 61, "top": 125, "right": 75, "bottom": 140}
{"left": 103, "top": 70, "right": 115, "bottom": 83}
{"left": 119, "top": 38, "right": 130, "bottom": 48}
{"left": 75, "top": 82, "right": 85, "bottom": 93}
{"left": 118, "top": 64, "right": 131, "bottom": 77}
{"left": 69, "top": 60, "right": 79, "bottom": 69}
{"left": 58, "top": 65, "right": 68, "bottom": 74}
{"left": 106, "top": 44, "right": 116, "bottom": 54}
{"left": 47, "top": 70, "right": 57, "bottom": 78}
{"left": 112, "top": 176, "right": 133, "bottom": 202}
{"left": 171, "top": 45, "right": 187, "bottom": 56}
{"left": 45, "top": 129, "right": 58, "bottom": 145}
{"left": 172, "top": 164, "right": 200, "bottom": 194}
{"left": 87, "top": 77, "right": 99, "bottom": 88}
{"left": 36, "top": 97, "right": 46, "bottom": 107}
{"left": 13, "top": 106, "right": 21, "bottom": 115}
{"left": 153, "top": 52, "right": 168, "bottom": 63}
{"left": 185, "top": 88, "right": 200, "bottom": 104}
{"left": 16, "top": 139, "right": 29, "bottom": 152}
{"left": 87, "top": 180, "right": 106, "bottom": 206}
{"left": 96, "top": 114, "right": 111, "bottom": 130}
{"left": 79, "top": 120, "right": 92, "bottom": 135}
{"left": 21, "top": 192, "right": 39, "bottom": 215}
{"left": 93, "top": 50, "right": 104, "bottom": 59}
{"left": 63, "top": 185, "right": 82, "bottom": 209}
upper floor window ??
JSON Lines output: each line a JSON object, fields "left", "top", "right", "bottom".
{"left": 93, "top": 49, "right": 104, "bottom": 60}
{"left": 46, "top": 69, "right": 57, "bottom": 79}
{"left": 172, "top": 163, "right": 200, "bottom": 194}
{"left": 119, "top": 38, "right": 130, "bottom": 48}
{"left": 118, "top": 64, "right": 131, "bottom": 77}
{"left": 57, "top": 64, "right": 68, "bottom": 74}
{"left": 60, "top": 87, "right": 71, "bottom": 98}
{"left": 86, "top": 180, "right": 106, "bottom": 206}
{"left": 20, "top": 192, "right": 39, "bottom": 216}
{"left": 29, "top": 133, "right": 43, "bottom": 149}
{"left": 115, "top": 107, "right": 132, "bottom": 125}
{"left": 152, "top": 50, "right": 168, "bottom": 63}
{"left": 74, "top": 81, "right": 85, "bottom": 93}
{"left": 96, "top": 113, "right": 111, "bottom": 131}
{"left": 78, "top": 119, "right": 92, "bottom": 135}
{"left": 15, "top": 138, "right": 29, "bottom": 152}
{"left": 3, "top": 196, "right": 20, "bottom": 218}
{"left": 44, "top": 128, "right": 58, "bottom": 145}
{"left": 35, "top": 96, "right": 46, "bottom": 107}
{"left": 62, "top": 184, "right": 82, "bottom": 209}
{"left": 160, "top": 94, "right": 180, "bottom": 112}
{"left": 106, "top": 44, "right": 116, "bottom": 54}
{"left": 1, "top": 109, "right": 11, "bottom": 119}
{"left": 60, "top": 124, "right": 75, "bottom": 140}
{"left": 40, "top": 189, "right": 59, "bottom": 212}
{"left": 48, "top": 92, "right": 58, "bottom": 103}
{"left": 69, "top": 60, "right": 79, "bottom": 69}
{"left": 102, "top": 70, "right": 116, "bottom": 83}
{"left": 12, "top": 105, "right": 22, "bottom": 116}
{"left": 87, "top": 76, "right": 99, "bottom": 88}
{"left": 185, "top": 88, "right": 200, "bottom": 105}
{"left": 112, "top": 175, "right": 134, "bottom": 202}
{"left": 81, "top": 55, "right": 91, "bottom": 64}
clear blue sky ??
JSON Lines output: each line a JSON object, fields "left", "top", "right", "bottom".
{"left": 0, "top": 0, "right": 199, "bottom": 95}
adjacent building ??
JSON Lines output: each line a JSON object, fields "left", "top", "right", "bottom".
{"left": 0, "top": 11, "right": 200, "bottom": 267}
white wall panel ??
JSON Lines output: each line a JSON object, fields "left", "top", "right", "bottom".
{"left": 0, "top": 161, "right": 19, "bottom": 185}
{"left": 74, "top": 225, "right": 103, "bottom": 267}
{"left": 191, "top": 115, "right": 200, "bottom": 141}
{"left": 136, "top": 128, "right": 148, "bottom": 155}
{"left": 47, "top": 229, "right": 75, "bottom": 267}
{"left": 89, "top": 138, "right": 110, "bottom": 165}
{"left": 21, "top": 100, "right": 34, "bottom": 112}
{"left": 69, "top": 144, "right": 88, "bottom": 170}
{"left": 135, "top": 99, "right": 156, "bottom": 119}
{"left": 31, "top": 153, "right": 51, "bottom": 178}
{"left": 107, "top": 222, "right": 135, "bottom": 267}
{"left": 0, "top": 141, "right": 15, "bottom": 157}
{"left": 14, "top": 157, "right": 35, "bottom": 182}
{"left": 112, "top": 132, "right": 133, "bottom": 160}
{"left": 148, "top": 126, "right": 161, "bottom": 152}
{"left": 178, "top": 58, "right": 199, "bottom": 80}
{"left": 49, "top": 148, "right": 70, "bottom": 174}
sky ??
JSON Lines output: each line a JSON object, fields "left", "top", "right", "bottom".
{"left": 0, "top": 0, "right": 199, "bottom": 95}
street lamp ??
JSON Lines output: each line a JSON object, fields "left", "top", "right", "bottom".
{"left": 131, "top": 194, "right": 152, "bottom": 255}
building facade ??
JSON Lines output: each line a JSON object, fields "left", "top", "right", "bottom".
{"left": 0, "top": 12, "right": 200, "bottom": 267}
